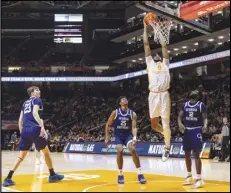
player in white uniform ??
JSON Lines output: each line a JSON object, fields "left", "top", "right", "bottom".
{"left": 143, "top": 20, "right": 171, "bottom": 162}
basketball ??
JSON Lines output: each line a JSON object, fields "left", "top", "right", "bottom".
{"left": 144, "top": 12, "right": 156, "bottom": 26}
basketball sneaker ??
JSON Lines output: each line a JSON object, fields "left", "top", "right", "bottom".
{"left": 183, "top": 175, "right": 192, "bottom": 185}
{"left": 3, "top": 178, "right": 16, "bottom": 187}
{"left": 49, "top": 173, "right": 64, "bottom": 183}
{"left": 191, "top": 179, "right": 204, "bottom": 189}
{"left": 162, "top": 147, "right": 170, "bottom": 162}
{"left": 138, "top": 174, "right": 146, "bottom": 184}
{"left": 118, "top": 175, "right": 124, "bottom": 184}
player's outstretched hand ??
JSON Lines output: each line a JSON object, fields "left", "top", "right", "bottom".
{"left": 179, "top": 123, "right": 186, "bottom": 133}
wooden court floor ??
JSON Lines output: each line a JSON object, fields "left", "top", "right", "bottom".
{"left": 2, "top": 151, "right": 230, "bottom": 192}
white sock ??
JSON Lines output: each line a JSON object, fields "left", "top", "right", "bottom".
{"left": 118, "top": 170, "right": 123, "bottom": 176}
{"left": 196, "top": 174, "right": 201, "bottom": 180}
{"left": 137, "top": 168, "right": 142, "bottom": 175}
{"left": 188, "top": 172, "right": 192, "bottom": 176}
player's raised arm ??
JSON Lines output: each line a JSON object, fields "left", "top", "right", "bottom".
{"left": 161, "top": 41, "right": 169, "bottom": 59}
{"left": 178, "top": 105, "right": 186, "bottom": 133}
{"left": 18, "top": 111, "right": 23, "bottom": 133}
{"left": 105, "top": 110, "right": 116, "bottom": 146}
{"left": 143, "top": 20, "right": 151, "bottom": 57}
{"left": 161, "top": 41, "right": 169, "bottom": 66}
{"left": 132, "top": 112, "right": 138, "bottom": 145}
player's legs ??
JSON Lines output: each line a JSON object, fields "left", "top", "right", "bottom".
{"left": 127, "top": 140, "right": 146, "bottom": 184}
{"left": 149, "top": 92, "right": 164, "bottom": 133}
{"left": 116, "top": 144, "right": 124, "bottom": 173}
{"left": 191, "top": 149, "right": 204, "bottom": 188}
{"left": 182, "top": 129, "right": 193, "bottom": 185}
{"left": 116, "top": 144, "right": 124, "bottom": 184}
{"left": 160, "top": 92, "right": 171, "bottom": 162}
{"left": 3, "top": 135, "right": 32, "bottom": 187}
{"left": 3, "top": 151, "right": 29, "bottom": 186}
{"left": 35, "top": 136, "right": 64, "bottom": 183}
{"left": 183, "top": 128, "right": 204, "bottom": 188}
{"left": 193, "top": 150, "right": 202, "bottom": 178}
{"left": 127, "top": 143, "right": 141, "bottom": 169}
{"left": 151, "top": 117, "right": 164, "bottom": 133}
{"left": 183, "top": 150, "right": 193, "bottom": 185}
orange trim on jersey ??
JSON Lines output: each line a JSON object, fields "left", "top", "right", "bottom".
{"left": 150, "top": 89, "right": 169, "bottom": 93}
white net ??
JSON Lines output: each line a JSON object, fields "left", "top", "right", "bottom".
{"left": 149, "top": 15, "right": 173, "bottom": 45}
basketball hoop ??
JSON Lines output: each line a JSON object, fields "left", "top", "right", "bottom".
{"left": 149, "top": 15, "right": 173, "bottom": 45}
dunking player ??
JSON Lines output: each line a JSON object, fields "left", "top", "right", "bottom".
{"left": 143, "top": 20, "right": 171, "bottom": 161}
{"left": 178, "top": 90, "right": 208, "bottom": 188}
{"left": 3, "top": 86, "right": 64, "bottom": 187}
{"left": 105, "top": 97, "right": 146, "bottom": 184}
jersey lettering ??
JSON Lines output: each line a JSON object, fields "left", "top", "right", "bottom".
{"left": 114, "top": 108, "right": 133, "bottom": 136}
{"left": 183, "top": 101, "right": 206, "bottom": 128}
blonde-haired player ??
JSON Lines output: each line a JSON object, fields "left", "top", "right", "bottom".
{"left": 143, "top": 20, "right": 171, "bottom": 162}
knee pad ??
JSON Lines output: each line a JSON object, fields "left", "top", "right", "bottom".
{"left": 162, "top": 117, "right": 170, "bottom": 131}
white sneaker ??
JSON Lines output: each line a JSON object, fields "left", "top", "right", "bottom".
{"left": 191, "top": 179, "right": 205, "bottom": 189}
{"left": 183, "top": 175, "right": 192, "bottom": 185}
{"left": 162, "top": 148, "right": 170, "bottom": 162}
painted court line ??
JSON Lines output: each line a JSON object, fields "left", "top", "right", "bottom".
{"left": 2, "top": 187, "right": 22, "bottom": 192}
{"left": 82, "top": 180, "right": 183, "bottom": 192}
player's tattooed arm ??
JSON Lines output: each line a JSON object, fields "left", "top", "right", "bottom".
{"left": 132, "top": 112, "right": 138, "bottom": 145}
{"left": 143, "top": 20, "right": 151, "bottom": 57}
{"left": 33, "top": 105, "right": 43, "bottom": 127}
{"left": 105, "top": 110, "right": 116, "bottom": 146}
{"left": 178, "top": 109, "right": 186, "bottom": 133}
{"left": 18, "top": 111, "right": 23, "bottom": 133}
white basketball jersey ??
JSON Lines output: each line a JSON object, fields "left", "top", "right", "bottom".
{"left": 146, "top": 56, "right": 170, "bottom": 92}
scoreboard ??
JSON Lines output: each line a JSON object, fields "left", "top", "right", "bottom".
{"left": 54, "top": 14, "right": 83, "bottom": 44}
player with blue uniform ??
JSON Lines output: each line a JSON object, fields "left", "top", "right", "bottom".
{"left": 178, "top": 90, "right": 208, "bottom": 189}
{"left": 105, "top": 96, "right": 146, "bottom": 184}
{"left": 3, "top": 86, "right": 64, "bottom": 187}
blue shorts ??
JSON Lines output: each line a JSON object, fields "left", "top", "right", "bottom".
{"left": 19, "top": 127, "right": 47, "bottom": 151}
{"left": 114, "top": 134, "right": 133, "bottom": 148}
{"left": 183, "top": 127, "right": 203, "bottom": 151}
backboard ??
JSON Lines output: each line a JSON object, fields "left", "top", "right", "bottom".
{"left": 136, "top": 1, "right": 230, "bottom": 35}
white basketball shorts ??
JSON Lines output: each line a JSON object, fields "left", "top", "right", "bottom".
{"left": 148, "top": 91, "right": 171, "bottom": 119}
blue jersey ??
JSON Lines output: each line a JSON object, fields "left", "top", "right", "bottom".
{"left": 182, "top": 101, "right": 207, "bottom": 128}
{"left": 113, "top": 108, "right": 133, "bottom": 137}
{"left": 22, "top": 97, "right": 42, "bottom": 130}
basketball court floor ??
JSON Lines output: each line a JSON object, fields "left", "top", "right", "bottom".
{"left": 1, "top": 151, "right": 230, "bottom": 192}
